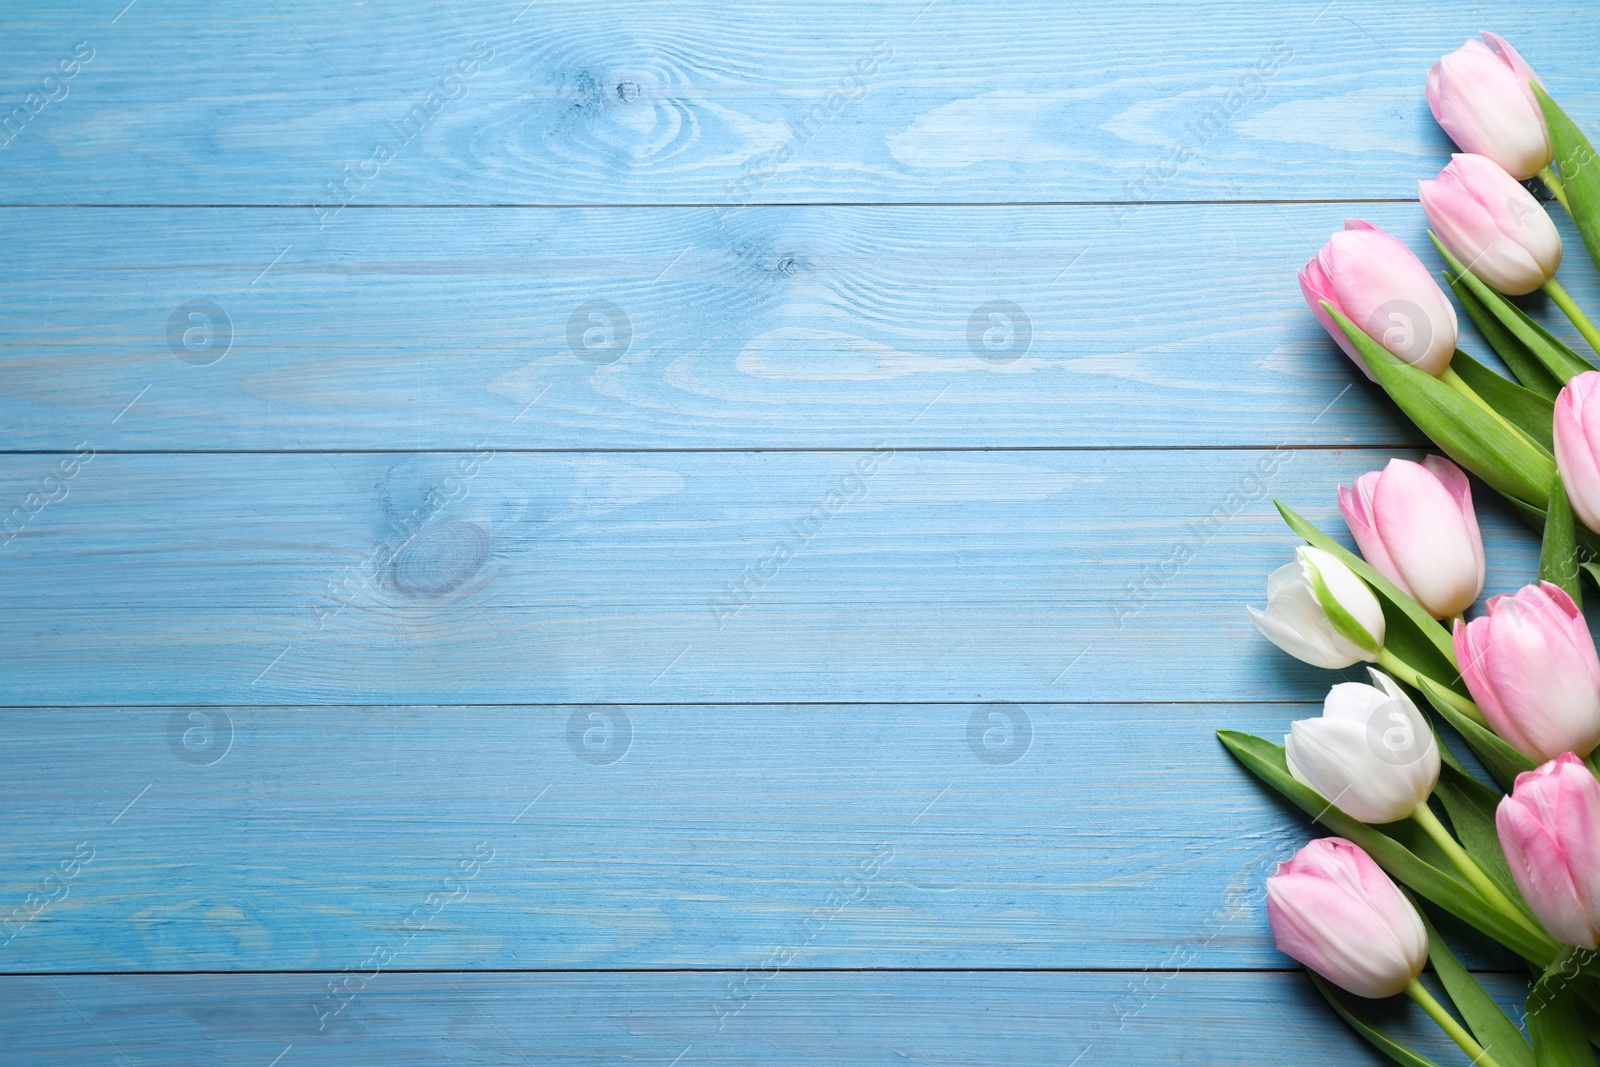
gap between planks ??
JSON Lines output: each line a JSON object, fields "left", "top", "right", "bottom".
{"left": 0, "top": 444, "right": 1421, "bottom": 457}
{"left": 0, "top": 967, "right": 1530, "bottom": 977}
{"left": 0, "top": 199, "right": 1433, "bottom": 209}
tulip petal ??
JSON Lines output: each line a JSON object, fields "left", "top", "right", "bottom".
{"left": 1301, "top": 546, "right": 1386, "bottom": 654}
{"left": 1370, "top": 458, "right": 1484, "bottom": 617}
{"left": 1322, "top": 680, "right": 1383, "bottom": 726}
{"left": 1339, "top": 476, "right": 1410, "bottom": 597}
{"left": 1250, "top": 603, "right": 1346, "bottom": 670}
{"left": 1498, "top": 794, "right": 1596, "bottom": 946}
{"left": 1267, "top": 839, "right": 1426, "bottom": 999}
{"left": 1481, "top": 32, "right": 1541, "bottom": 89}
{"left": 1433, "top": 42, "right": 1550, "bottom": 178}
{"left": 1287, "top": 718, "right": 1426, "bottom": 824}
{"left": 1423, "top": 455, "right": 1486, "bottom": 585}
{"left": 1464, "top": 585, "right": 1600, "bottom": 762}
{"left": 1456, "top": 614, "right": 1535, "bottom": 757}
{"left": 1300, "top": 262, "right": 1365, "bottom": 372}
{"left": 1421, "top": 171, "right": 1550, "bottom": 295}
{"left": 1556, "top": 372, "right": 1600, "bottom": 534}
{"left": 1324, "top": 228, "right": 1458, "bottom": 373}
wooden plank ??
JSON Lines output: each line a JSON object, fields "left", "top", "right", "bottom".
{"left": 0, "top": 1, "right": 1593, "bottom": 205}
{"left": 0, "top": 970, "right": 1532, "bottom": 1065}
{"left": 0, "top": 448, "right": 1544, "bottom": 706}
{"left": 0, "top": 701, "right": 1326, "bottom": 972}
{"left": 4, "top": 203, "right": 1596, "bottom": 451}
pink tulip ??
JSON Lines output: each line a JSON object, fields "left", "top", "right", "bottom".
{"left": 1454, "top": 582, "right": 1600, "bottom": 762}
{"left": 1299, "top": 220, "right": 1458, "bottom": 377}
{"left": 1427, "top": 32, "right": 1551, "bottom": 180}
{"left": 1496, "top": 753, "right": 1600, "bottom": 948}
{"left": 1553, "top": 371, "right": 1600, "bottom": 533}
{"left": 1419, "top": 153, "right": 1562, "bottom": 295}
{"left": 1339, "top": 456, "right": 1484, "bottom": 619}
{"left": 1266, "top": 838, "right": 1428, "bottom": 998}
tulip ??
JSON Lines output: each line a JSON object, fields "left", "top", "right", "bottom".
{"left": 1419, "top": 153, "right": 1562, "bottom": 296}
{"left": 1554, "top": 372, "right": 1600, "bottom": 532}
{"left": 1299, "top": 220, "right": 1458, "bottom": 377}
{"left": 1249, "top": 545, "right": 1385, "bottom": 669}
{"left": 1269, "top": 838, "right": 1515, "bottom": 1066}
{"left": 1338, "top": 456, "right": 1484, "bottom": 620}
{"left": 1285, "top": 670, "right": 1440, "bottom": 824}
{"left": 1427, "top": 32, "right": 1550, "bottom": 180}
{"left": 1266, "top": 838, "right": 1428, "bottom": 998}
{"left": 1454, "top": 581, "right": 1600, "bottom": 762}
{"left": 1497, "top": 753, "right": 1600, "bottom": 948}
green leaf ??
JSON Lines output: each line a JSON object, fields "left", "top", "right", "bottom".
{"left": 1433, "top": 765, "right": 1535, "bottom": 923}
{"left": 1217, "top": 730, "right": 1559, "bottom": 966}
{"left": 1329, "top": 303, "right": 1557, "bottom": 507}
{"left": 1275, "top": 502, "right": 1463, "bottom": 688}
{"left": 1501, "top": 298, "right": 1596, "bottom": 380}
{"left": 1542, "top": 473, "right": 1583, "bottom": 607}
{"left": 1305, "top": 551, "right": 1382, "bottom": 654}
{"left": 1416, "top": 905, "right": 1535, "bottom": 1067}
{"left": 1509, "top": 499, "right": 1600, "bottom": 566}
{"left": 1533, "top": 80, "right": 1600, "bottom": 278}
{"left": 1418, "top": 677, "right": 1538, "bottom": 793}
{"left": 1529, "top": 952, "right": 1597, "bottom": 1067}
{"left": 1452, "top": 348, "right": 1556, "bottom": 452}
{"left": 1584, "top": 562, "right": 1600, "bottom": 593}
{"left": 1432, "top": 236, "right": 1595, "bottom": 383}
{"left": 1430, "top": 720, "right": 1470, "bottom": 777}
{"left": 1308, "top": 972, "right": 1451, "bottom": 1067}
{"left": 1447, "top": 270, "right": 1565, "bottom": 400}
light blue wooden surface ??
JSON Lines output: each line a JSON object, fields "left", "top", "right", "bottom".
{"left": 0, "top": 972, "right": 1535, "bottom": 1065}
{"left": 1, "top": 202, "right": 1595, "bottom": 452}
{"left": 2, "top": 0, "right": 1589, "bottom": 1062}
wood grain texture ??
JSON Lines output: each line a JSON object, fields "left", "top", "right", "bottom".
{"left": 0, "top": 1, "right": 1593, "bottom": 205}
{"left": 4, "top": 202, "right": 1597, "bottom": 451}
{"left": 0, "top": 702, "right": 1325, "bottom": 972}
{"left": 3, "top": 0, "right": 1590, "bottom": 1058}
{"left": 0, "top": 448, "right": 1546, "bottom": 707}
{"left": 0, "top": 970, "right": 1534, "bottom": 1065}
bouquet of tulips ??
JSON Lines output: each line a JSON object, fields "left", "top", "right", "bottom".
{"left": 1222, "top": 33, "right": 1600, "bottom": 1066}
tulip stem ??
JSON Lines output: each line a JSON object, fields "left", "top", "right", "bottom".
{"left": 1538, "top": 165, "right": 1571, "bottom": 214}
{"left": 1585, "top": 751, "right": 1600, "bottom": 783}
{"left": 1375, "top": 648, "right": 1487, "bottom": 726}
{"left": 1541, "top": 277, "right": 1600, "bottom": 356}
{"left": 1405, "top": 979, "right": 1506, "bottom": 1067}
{"left": 1411, "top": 803, "right": 1549, "bottom": 945}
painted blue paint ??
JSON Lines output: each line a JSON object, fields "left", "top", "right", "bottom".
{"left": 0, "top": 1, "right": 1593, "bottom": 205}
{"left": 0, "top": 0, "right": 1585, "bottom": 1061}
{"left": 1, "top": 202, "right": 1596, "bottom": 452}
{"left": 0, "top": 448, "right": 1550, "bottom": 705}
{"left": 0, "top": 971, "right": 1535, "bottom": 1065}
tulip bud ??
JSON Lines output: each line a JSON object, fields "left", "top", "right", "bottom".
{"left": 1496, "top": 753, "right": 1600, "bottom": 948}
{"left": 1553, "top": 371, "right": 1600, "bottom": 533}
{"left": 1299, "top": 220, "right": 1458, "bottom": 378}
{"left": 1419, "top": 153, "right": 1562, "bottom": 295}
{"left": 1338, "top": 456, "right": 1485, "bottom": 619}
{"left": 1267, "top": 837, "right": 1429, "bottom": 998}
{"left": 1454, "top": 582, "right": 1600, "bottom": 762}
{"left": 1250, "top": 546, "right": 1386, "bottom": 669}
{"left": 1285, "top": 670, "right": 1440, "bottom": 824}
{"left": 1427, "top": 32, "right": 1551, "bottom": 180}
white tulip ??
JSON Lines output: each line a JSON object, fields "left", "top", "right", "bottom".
{"left": 1286, "top": 670, "right": 1440, "bottom": 824}
{"left": 1249, "top": 546, "right": 1386, "bottom": 669}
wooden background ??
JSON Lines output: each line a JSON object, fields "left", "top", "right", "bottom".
{"left": 2, "top": 1, "right": 1595, "bottom": 1062}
